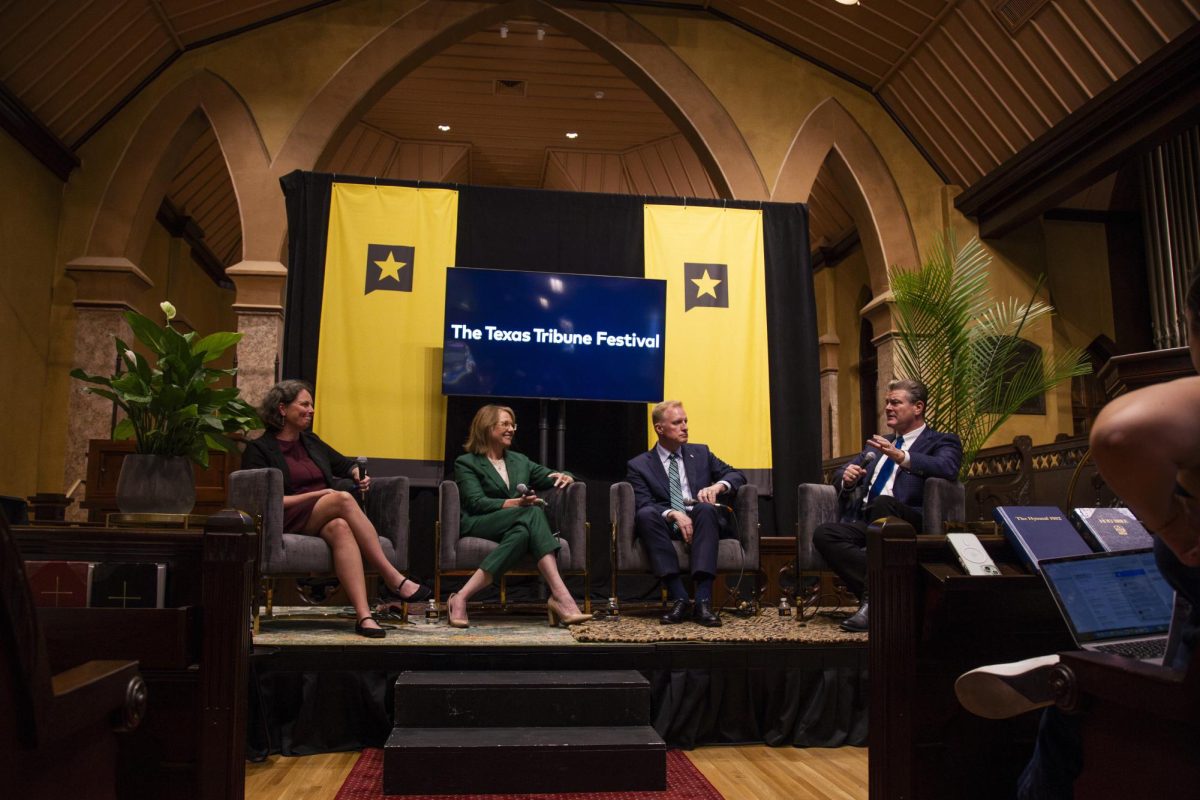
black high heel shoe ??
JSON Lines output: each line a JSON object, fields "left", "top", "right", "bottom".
{"left": 381, "top": 576, "right": 433, "bottom": 604}
{"left": 355, "top": 616, "right": 386, "bottom": 638}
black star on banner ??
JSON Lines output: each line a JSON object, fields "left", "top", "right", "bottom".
{"left": 683, "top": 262, "right": 729, "bottom": 311}
{"left": 365, "top": 243, "right": 415, "bottom": 294}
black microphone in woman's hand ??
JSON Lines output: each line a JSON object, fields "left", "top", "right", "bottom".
{"left": 356, "top": 456, "right": 369, "bottom": 492}
{"left": 515, "top": 483, "right": 547, "bottom": 506}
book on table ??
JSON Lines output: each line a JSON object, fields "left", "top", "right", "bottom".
{"left": 1071, "top": 507, "right": 1154, "bottom": 552}
{"left": 993, "top": 506, "right": 1092, "bottom": 572}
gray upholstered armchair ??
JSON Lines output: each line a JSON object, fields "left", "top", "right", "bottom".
{"left": 434, "top": 479, "right": 589, "bottom": 610}
{"left": 609, "top": 482, "right": 760, "bottom": 608}
{"left": 227, "top": 467, "right": 410, "bottom": 619}
{"left": 796, "top": 477, "right": 965, "bottom": 572}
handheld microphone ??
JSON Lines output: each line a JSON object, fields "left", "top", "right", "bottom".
{"left": 515, "top": 483, "right": 547, "bottom": 506}
{"left": 356, "top": 456, "right": 369, "bottom": 493}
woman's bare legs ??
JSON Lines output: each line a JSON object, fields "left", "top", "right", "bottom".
{"left": 448, "top": 568, "right": 493, "bottom": 624}
{"left": 304, "top": 491, "right": 424, "bottom": 598}
{"left": 316, "top": 517, "right": 379, "bottom": 630}
{"left": 537, "top": 553, "right": 582, "bottom": 615}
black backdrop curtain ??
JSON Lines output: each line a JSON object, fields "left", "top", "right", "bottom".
{"left": 278, "top": 170, "right": 821, "bottom": 536}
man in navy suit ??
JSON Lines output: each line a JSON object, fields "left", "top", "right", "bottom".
{"left": 814, "top": 379, "right": 962, "bottom": 631}
{"left": 627, "top": 400, "right": 746, "bottom": 627}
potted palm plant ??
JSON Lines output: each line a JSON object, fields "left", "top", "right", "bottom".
{"left": 71, "top": 301, "right": 263, "bottom": 514}
{"left": 889, "top": 233, "right": 1092, "bottom": 482}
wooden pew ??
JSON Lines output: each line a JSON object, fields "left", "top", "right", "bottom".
{"left": 867, "top": 518, "right": 1075, "bottom": 800}
{"left": 12, "top": 510, "right": 256, "bottom": 800}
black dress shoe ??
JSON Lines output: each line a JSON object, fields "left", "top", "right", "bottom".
{"left": 694, "top": 599, "right": 722, "bottom": 627}
{"left": 661, "top": 598, "right": 692, "bottom": 625}
{"left": 840, "top": 601, "right": 869, "bottom": 632}
{"left": 381, "top": 576, "right": 433, "bottom": 605}
{"left": 355, "top": 616, "right": 386, "bottom": 638}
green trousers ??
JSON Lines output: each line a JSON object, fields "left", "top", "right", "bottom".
{"left": 467, "top": 505, "right": 560, "bottom": 578}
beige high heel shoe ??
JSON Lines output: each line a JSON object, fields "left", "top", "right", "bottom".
{"left": 547, "top": 597, "right": 592, "bottom": 627}
{"left": 446, "top": 592, "right": 470, "bottom": 628}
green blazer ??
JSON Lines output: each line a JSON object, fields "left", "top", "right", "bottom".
{"left": 454, "top": 451, "right": 568, "bottom": 535}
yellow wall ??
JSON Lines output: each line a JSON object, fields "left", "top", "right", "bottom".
{"left": 0, "top": 132, "right": 63, "bottom": 498}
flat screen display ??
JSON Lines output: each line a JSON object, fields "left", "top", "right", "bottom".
{"left": 442, "top": 267, "right": 666, "bottom": 402}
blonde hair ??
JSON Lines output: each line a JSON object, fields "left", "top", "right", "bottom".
{"left": 651, "top": 400, "right": 683, "bottom": 425}
{"left": 463, "top": 404, "right": 516, "bottom": 455}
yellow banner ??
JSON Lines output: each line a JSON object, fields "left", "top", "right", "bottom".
{"left": 643, "top": 204, "right": 771, "bottom": 469}
{"left": 314, "top": 183, "right": 458, "bottom": 461}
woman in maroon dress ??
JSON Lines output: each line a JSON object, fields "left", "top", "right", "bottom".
{"left": 242, "top": 380, "right": 431, "bottom": 637}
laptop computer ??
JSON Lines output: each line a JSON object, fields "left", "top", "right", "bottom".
{"left": 1039, "top": 549, "right": 1175, "bottom": 662}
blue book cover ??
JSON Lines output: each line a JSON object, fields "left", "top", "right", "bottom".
{"left": 993, "top": 506, "right": 1093, "bottom": 572}
{"left": 1071, "top": 507, "right": 1154, "bottom": 552}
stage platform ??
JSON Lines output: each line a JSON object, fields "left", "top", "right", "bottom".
{"left": 248, "top": 607, "right": 869, "bottom": 758}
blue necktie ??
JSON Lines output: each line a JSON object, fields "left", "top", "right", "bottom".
{"left": 867, "top": 435, "right": 904, "bottom": 501}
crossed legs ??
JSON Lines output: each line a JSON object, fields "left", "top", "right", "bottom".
{"left": 302, "top": 490, "right": 418, "bottom": 632}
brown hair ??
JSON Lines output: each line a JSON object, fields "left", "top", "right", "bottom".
{"left": 259, "top": 379, "right": 313, "bottom": 432}
{"left": 463, "top": 404, "right": 516, "bottom": 455}
{"left": 887, "top": 378, "right": 929, "bottom": 409}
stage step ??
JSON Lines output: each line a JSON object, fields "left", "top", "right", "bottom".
{"left": 383, "top": 725, "right": 666, "bottom": 795}
{"left": 385, "top": 670, "right": 666, "bottom": 794}
{"left": 394, "top": 669, "right": 651, "bottom": 727}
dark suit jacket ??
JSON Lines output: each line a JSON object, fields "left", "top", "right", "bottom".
{"left": 454, "top": 451, "right": 568, "bottom": 536}
{"left": 241, "top": 430, "right": 357, "bottom": 495}
{"left": 833, "top": 427, "right": 962, "bottom": 522}
{"left": 626, "top": 443, "right": 745, "bottom": 517}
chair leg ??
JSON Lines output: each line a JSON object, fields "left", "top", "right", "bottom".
{"left": 264, "top": 577, "right": 276, "bottom": 618}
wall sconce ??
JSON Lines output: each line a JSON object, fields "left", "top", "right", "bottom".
{"left": 499, "top": 24, "right": 508, "bottom": 38}
{"left": 537, "top": 27, "right": 545, "bottom": 41}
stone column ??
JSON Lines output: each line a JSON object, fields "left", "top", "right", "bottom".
{"left": 63, "top": 257, "right": 154, "bottom": 520}
{"left": 818, "top": 334, "right": 840, "bottom": 459}
{"left": 862, "top": 292, "right": 898, "bottom": 433}
{"left": 226, "top": 260, "right": 287, "bottom": 413}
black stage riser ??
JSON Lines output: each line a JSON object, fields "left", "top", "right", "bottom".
{"left": 383, "top": 727, "right": 666, "bottom": 795}
{"left": 395, "top": 670, "right": 651, "bottom": 728}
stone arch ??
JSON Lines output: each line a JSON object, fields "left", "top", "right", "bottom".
{"left": 273, "top": 0, "right": 767, "bottom": 202}
{"left": 771, "top": 97, "right": 919, "bottom": 294}
{"left": 84, "top": 69, "right": 278, "bottom": 264}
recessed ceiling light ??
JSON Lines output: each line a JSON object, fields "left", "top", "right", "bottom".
{"left": 437, "top": 124, "right": 451, "bottom": 132}
{"left": 565, "top": 132, "right": 579, "bottom": 139}
{"left": 834, "top": 0, "right": 859, "bottom": 5}
{"left": 594, "top": 90, "right": 604, "bottom": 99}
{"left": 537, "top": 27, "right": 545, "bottom": 41}
{"left": 499, "top": 24, "right": 508, "bottom": 38}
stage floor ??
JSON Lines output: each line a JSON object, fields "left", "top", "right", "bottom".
{"left": 253, "top": 605, "right": 868, "bottom": 649}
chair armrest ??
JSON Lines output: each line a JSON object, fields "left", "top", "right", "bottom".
{"left": 558, "top": 481, "right": 587, "bottom": 571}
{"left": 734, "top": 484, "right": 759, "bottom": 569}
{"left": 923, "top": 478, "right": 965, "bottom": 534}
{"left": 797, "top": 483, "right": 838, "bottom": 571}
{"left": 1056, "top": 649, "right": 1200, "bottom": 722}
{"left": 228, "top": 468, "right": 284, "bottom": 572}
{"left": 438, "top": 481, "right": 460, "bottom": 571}
{"left": 609, "top": 482, "right": 637, "bottom": 569}
{"left": 366, "top": 476, "right": 409, "bottom": 571}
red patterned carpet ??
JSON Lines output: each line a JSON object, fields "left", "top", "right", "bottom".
{"left": 335, "top": 748, "right": 723, "bottom": 800}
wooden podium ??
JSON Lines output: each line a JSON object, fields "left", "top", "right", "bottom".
{"left": 13, "top": 510, "right": 257, "bottom": 800}
{"left": 867, "top": 519, "right": 1074, "bottom": 800}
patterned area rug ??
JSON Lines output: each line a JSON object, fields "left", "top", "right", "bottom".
{"left": 334, "top": 748, "right": 722, "bottom": 800}
{"left": 252, "top": 606, "right": 865, "bottom": 647}
{"left": 570, "top": 609, "right": 866, "bottom": 644}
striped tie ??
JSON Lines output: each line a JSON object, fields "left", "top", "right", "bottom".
{"left": 668, "top": 453, "right": 685, "bottom": 512}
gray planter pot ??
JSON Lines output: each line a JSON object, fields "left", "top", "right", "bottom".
{"left": 115, "top": 454, "right": 196, "bottom": 514}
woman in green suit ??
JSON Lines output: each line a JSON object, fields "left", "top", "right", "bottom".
{"left": 447, "top": 404, "right": 592, "bottom": 628}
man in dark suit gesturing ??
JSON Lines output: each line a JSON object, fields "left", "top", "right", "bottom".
{"left": 814, "top": 379, "right": 962, "bottom": 631}
{"left": 627, "top": 400, "right": 746, "bottom": 627}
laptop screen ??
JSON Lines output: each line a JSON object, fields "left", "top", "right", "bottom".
{"left": 1040, "top": 549, "right": 1174, "bottom": 643}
